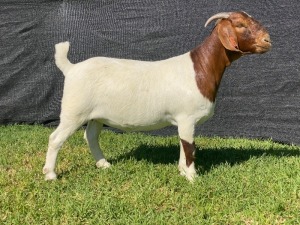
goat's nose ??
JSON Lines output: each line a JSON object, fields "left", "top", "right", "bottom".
{"left": 264, "top": 38, "right": 271, "bottom": 43}
{"left": 263, "top": 34, "right": 271, "bottom": 44}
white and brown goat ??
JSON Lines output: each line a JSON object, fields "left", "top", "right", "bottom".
{"left": 43, "top": 11, "right": 271, "bottom": 181}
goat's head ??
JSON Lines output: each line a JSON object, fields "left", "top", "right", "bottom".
{"left": 205, "top": 11, "right": 271, "bottom": 54}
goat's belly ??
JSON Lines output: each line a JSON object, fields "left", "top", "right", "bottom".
{"left": 90, "top": 104, "right": 175, "bottom": 132}
{"left": 100, "top": 118, "right": 172, "bottom": 132}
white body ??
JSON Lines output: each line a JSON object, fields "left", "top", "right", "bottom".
{"left": 62, "top": 53, "right": 214, "bottom": 131}
{"left": 43, "top": 42, "right": 215, "bottom": 181}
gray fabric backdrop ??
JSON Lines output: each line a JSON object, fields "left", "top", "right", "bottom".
{"left": 1, "top": 0, "right": 299, "bottom": 144}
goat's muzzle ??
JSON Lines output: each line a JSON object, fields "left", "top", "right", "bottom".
{"left": 255, "top": 33, "right": 272, "bottom": 53}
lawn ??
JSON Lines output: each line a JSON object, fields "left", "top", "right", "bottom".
{"left": 0, "top": 125, "right": 299, "bottom": 224}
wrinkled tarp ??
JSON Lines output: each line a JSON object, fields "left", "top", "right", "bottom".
{"left": 0, "top": 0, "right": 299, "bottom": 144}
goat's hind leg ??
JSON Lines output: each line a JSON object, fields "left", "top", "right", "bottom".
{"left": 84, "top": 120, "right": 111, "bottom": 169}
{"left": 43, "top": 121, "right": 81, "bottom": 180}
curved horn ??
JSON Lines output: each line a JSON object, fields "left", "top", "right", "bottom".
{"left": 204, "top": 12, "right": 232, "bottom": 27}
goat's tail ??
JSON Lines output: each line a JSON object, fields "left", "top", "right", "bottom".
{"left": 55, "top": 42, "right": 73, "bottom": 75}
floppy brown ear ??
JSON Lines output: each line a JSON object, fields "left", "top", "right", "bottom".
{"left": 217, "top": 20, "right": 240, "bottom": 52}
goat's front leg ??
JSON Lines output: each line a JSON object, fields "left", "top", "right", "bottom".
{"left": 178, "top": 121, "right": 197, "bottom": 182}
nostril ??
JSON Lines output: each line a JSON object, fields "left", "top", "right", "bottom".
{"left": 263, "top": 36, "right": 271, "bottom": 43}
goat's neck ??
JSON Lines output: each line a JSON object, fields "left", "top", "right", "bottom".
{"left": 190, "top": 30, "right": 242, "bottom": 102}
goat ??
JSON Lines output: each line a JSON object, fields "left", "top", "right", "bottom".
{"left": 43, "top": 11, "right": 271, "bottom": 181}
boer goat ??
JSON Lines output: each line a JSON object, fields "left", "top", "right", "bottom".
{"left": 43, "top": 11, "right": 271, "bottom": 181}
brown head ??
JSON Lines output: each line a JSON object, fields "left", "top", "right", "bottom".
{"left": 190, "top": 11, "right": 271, "bottom": 102}
{"left": 205, "top": 11, "right": 271, "bottom": 54}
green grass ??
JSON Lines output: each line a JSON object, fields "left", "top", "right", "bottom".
{"left": 0, "top": 125, "right": 300, "bottom": 224}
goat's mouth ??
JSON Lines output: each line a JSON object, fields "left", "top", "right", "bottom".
{"left": 254, "top": 34, "right": 272, "bottom": 53}
{"left": 255, "top": 43, "right": 271, "bottom": 53}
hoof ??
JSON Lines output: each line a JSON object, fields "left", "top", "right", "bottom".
{"left": 43, "top": 167, "right": 57, "bottom": 180}
{"left": 185, "top": 172, "right": 197, "bottom": 183}
{"left": 96, "top": 159, "right": 111, "bottom": 169}
{"left": 44, "top": 172, "right": 57, "bottom": 181}
{"left": 178, "top": 165, "right": 197, "bottom": 182}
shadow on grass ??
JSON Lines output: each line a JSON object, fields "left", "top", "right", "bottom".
{"left": 112, "top": 143, "right": 300, "bottom": 173}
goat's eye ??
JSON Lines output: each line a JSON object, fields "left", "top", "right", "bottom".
{"left": 236, "top": 23, "right": 245, "bottom": 28}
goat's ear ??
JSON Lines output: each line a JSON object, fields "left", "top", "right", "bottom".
{"left": 217, "top": 20, "right": 240, "bottom": 52}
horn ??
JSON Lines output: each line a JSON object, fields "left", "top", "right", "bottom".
{"left": 204, "top": 12, "right": 232, "bottom": 27}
